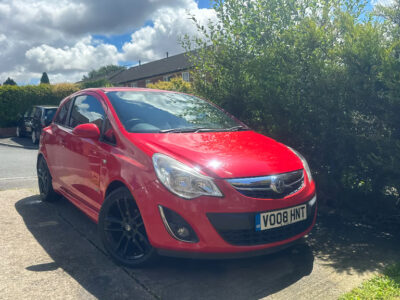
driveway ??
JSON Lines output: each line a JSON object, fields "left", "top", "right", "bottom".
{"left": 0, "top": 138, "right": 399, "bottom": 299}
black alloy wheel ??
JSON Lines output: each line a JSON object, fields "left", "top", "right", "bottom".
{"left": 99, "top": 187, "right": 157, "bottom": 267}
{"left": 37, "top": 156, "right": 58, "bottom": 202}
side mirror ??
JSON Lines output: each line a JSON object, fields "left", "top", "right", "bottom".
{"left": 72, "top": 123, "right": 100, "bottom": 140}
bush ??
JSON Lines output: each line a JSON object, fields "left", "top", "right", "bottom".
{"left": 147, "top": 77, "right": 193, "bottom": 94}
{"left": 184, "top": 0, "right": 400, "bottom": 226}
{"left": 80, "top": 79, "right": 113, "bottom": 89}
{"left": 0, "top": 83, "right": 79, "bottom": 127}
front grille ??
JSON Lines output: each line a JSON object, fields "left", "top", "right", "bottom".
{"left": 226, "top": 169, "right": 304, "bottom": 199}
{"left": 207, "top": 199, "right": 316, "bottom": 246}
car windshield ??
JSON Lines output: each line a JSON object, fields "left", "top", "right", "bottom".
{"left": 106, "top": 91, "right": 246, "bottom": 133}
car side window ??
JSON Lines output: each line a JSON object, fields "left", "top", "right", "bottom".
{"left": 54, "top": 99, "right": 72, "bottom": 126}
{"left": 69, "top": 95, "right": 105, "bottom": 129}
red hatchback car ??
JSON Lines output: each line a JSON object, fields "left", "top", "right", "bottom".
{"left": 37, "top": 88, "right": 317, "bottom": 267}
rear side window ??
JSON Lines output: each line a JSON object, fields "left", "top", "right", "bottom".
{"left": 69, "top": 95, "right": 105, "bottom": 129}
{"left": 55, "top": 100, "right": 72, "bottom": 126}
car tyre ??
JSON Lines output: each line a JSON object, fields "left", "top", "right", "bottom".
{"left": 37, "top": 156, "right": 59, "bottom": 202}
{"left": 99, "top": 187, "right": 158, "bottom": 267}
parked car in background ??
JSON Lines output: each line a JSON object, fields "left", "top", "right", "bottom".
{"left": 16, "top": 105, "right": 58, "bottom": 144}
{"left": 37, "top": 88, "right": 316, "bottom": 267}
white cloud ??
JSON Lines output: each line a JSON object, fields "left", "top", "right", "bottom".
{"left": 373, "top": 0, "right": 395, "bottom": 6}
{"left": 0, "top": 0, "right": 215, "bottom": 84}
{"left": 25, "top": 37, "right": 120, "bottom": 73}
{"left": 122, "top": 4, "right": 217, "bottom": 62}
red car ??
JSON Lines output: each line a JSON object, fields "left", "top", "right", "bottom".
{"left": 37, "top": 88, "right": 316, "bottom": 267}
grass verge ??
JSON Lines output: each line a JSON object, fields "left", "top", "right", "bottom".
{"left": 340, "top": 263, "right": 400, "bottom": 299}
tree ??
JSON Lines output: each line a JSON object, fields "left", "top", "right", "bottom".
{"left": 40, "top": 72, "right": 50, "bottom": 84}
{"left": 82, "top": 65, "right": 126, "bottom": 81}
{"left": 3, "top": 77, "right": 17, "bottom": 85}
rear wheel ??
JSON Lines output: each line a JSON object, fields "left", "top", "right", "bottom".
{"left": 98, "top": 187, "right": 157, "bottom": 267}
{"left": 37, "top": 156, "right": 58, "bottom": 202}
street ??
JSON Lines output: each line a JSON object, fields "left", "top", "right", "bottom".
{"left": 0, "top": 138, "right": 38, "bottom": 190}
{"left": 0, "top": 138, "right": 399, "bottom": 299}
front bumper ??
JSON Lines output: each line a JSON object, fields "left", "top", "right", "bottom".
{"left": 133, "top": 176, "right": 317, "bottom": 257}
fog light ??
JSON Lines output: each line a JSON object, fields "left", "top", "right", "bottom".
{"left": 176, "top": 227, "right": 190, "bottom": 238}
{"left": 158, "top": 206, "right": 199, "bottom": 243}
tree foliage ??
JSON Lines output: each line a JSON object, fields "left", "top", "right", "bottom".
{"left": 183, "top": 0, "right": 400, "bottom": 225}
{"left": 80, "top": 78, "right": 113, "bottom": 89}
{"left": 3, "top": 77, "right": 17, "bottom": 86}
{"left": 147, "top": 77, "right": 193, "bottom": 94}
{"left": 40, "top": 72, "right": 50, "bottom": 84}
{"left": 82, "top": 65, "right": 126, "bottom": 81}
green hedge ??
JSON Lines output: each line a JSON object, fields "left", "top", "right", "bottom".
{"left": 0, "top": 83, "right": 79, "bottom": 127}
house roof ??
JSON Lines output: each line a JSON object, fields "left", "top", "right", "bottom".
{"left": 110, "top": 52, "right": 193, "bottom": 85}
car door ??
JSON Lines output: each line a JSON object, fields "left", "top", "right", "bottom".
{"left": 46, "top": 99, "right": 73, "bottom": 190}
{"left": 62, "top": 93, "right": 107, "bottom": 211}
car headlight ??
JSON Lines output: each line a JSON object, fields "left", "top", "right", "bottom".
{"left": 152, "top": 153, "right": 223, "bottom": 199}
{"left": 287, "top": 147, "right": 313, "bottom": 183}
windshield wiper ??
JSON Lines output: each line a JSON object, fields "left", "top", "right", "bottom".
{"left": 160, "top": 126, "right": 248, "bottom": 133}
{"left": 224, "top": 125, "right": 247, "bottom": 131}
{"left": 159, "top": 128, "right": 199, "bottom": 133}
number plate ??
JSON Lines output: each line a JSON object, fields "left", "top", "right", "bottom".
{"left": 255, "top": 204, "right": 307, "bottom": 231}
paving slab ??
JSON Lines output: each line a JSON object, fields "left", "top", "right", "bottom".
{"left": 1, "top": 188, "right": 399, "bottom": 299}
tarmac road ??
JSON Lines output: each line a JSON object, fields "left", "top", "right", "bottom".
{"left": 0, "top": 138, "right": 38, "bottom": 190}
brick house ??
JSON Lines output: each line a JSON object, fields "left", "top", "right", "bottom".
{"left": 110, "top": 52, "right": 192, "bottom": 87}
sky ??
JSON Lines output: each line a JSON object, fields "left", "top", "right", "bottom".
{"left": 0, "top": 0, "right": 389, "bottom": 86}
{"left": 0, "top": 0, "right": 215, "bottom": 85}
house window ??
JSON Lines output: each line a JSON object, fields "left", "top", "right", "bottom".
{"left": 130, "top": 82, "right": 137, "bottom": 87}
{"left": 182, "top": 72, "right": 190, "bottom": 82}
{"left": 163, "top": 75, "right": 170, "bottom": 82}
{"left": 145, "top": 79, "right": 151, "bottom": 85}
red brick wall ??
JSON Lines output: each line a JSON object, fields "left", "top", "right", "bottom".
{"left": 0, "top": 127, "right": 16, "bottom": 138}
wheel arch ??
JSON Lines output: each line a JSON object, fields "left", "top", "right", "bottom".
{"left": 105, "top": 180, "right": 132, "bottom": 199}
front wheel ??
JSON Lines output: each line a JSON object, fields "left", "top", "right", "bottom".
{"left": 98, "top": 187, "right": 157, "bottom": 267}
